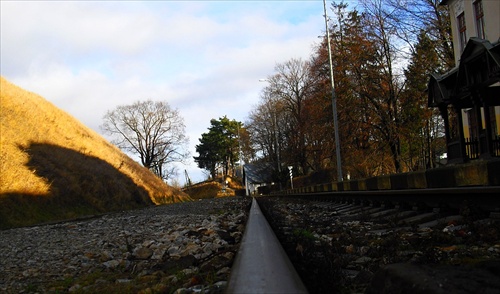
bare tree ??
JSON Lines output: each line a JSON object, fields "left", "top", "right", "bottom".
{"left": 384, "top": 0, "right": 454, "bottom": 70}
{"left": 101, "top": 100, "right": 189, "bottom": 181}
{"left": 269, "top": 58, "right": 315, "bottom": 175}
{"left": 247, "top": 91, "right": 285, "bottom": 170}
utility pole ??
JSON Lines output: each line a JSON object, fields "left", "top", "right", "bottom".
{"left": 184, "top": 170, "right": 192, "bottom": 187}
{"left": 260, "top": 78, "right": 282, "bottom": 189}
{"left": 237, "top": 125, "right": 243, "bottom": 179}
{"left": 323, "top": 0, "right": 343, "bottom": 182}
{"left": 273, "top": 111, "right": 281, "bottom": 174}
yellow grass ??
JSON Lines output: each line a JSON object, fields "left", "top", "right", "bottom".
{"left": 0, "top": 76, "right": 191, "bottom": 229}
{"left": 183, "top": 176, "right": 246, "bottom": 199}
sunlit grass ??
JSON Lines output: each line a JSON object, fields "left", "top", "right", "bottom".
{"left": 183, "top": 176, "right": 245, "bottom": 199}
{"left": 0, "top": 76, "right": 191, "bottom": 229}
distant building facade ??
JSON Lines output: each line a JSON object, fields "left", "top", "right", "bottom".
{"left": 243, "top": 162, "right": 276, "bottom": 196}
{"left": 428, "top": 0, "right": 500, "bottom": 163}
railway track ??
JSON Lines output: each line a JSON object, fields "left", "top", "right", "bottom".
{"left": 226, "top": 198, "right": 308, "bottom": 293}
{"left": 228, "top": 187, "right": 500, "bottom": 293}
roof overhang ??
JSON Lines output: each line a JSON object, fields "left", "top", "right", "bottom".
{"left": 428, "top": 38, "right": 500, "bottom": 108}
{"left": 428, "top": 67, "right": 458, "bottom": 107}
{"left": 243, "top": 162, "right": 275, "bottom": 184}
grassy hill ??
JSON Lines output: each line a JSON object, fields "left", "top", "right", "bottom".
{"left": 0, "top": 76, "right": 191, "bottom": 229}
{"left": 183, "top": 176, "right": 246, "bottom": 199}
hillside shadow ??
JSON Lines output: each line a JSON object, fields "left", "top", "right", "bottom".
{"left": 0, "top": 142, "right": 152, "bottom": 229}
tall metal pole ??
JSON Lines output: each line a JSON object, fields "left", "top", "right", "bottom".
{"left": 260, "top": 79, "right": 282, "bottom": 189}
{"left": 274, "top": 110, "right": 283, "bottom": 191}
{"left": 323, "top": 0, "right": 343, "bottom": 182}
{"left": 273, "top": 111, "right": 281, "bottom": 174}
{"left": 238, "top": 125, "right": 243, "bottom": 178}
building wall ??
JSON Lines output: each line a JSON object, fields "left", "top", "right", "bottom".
{"left": 442, "top": 0, "right": 500, "bottom": 142}
{"left": 444, "top": 0, "right": 500, "bottom": 65}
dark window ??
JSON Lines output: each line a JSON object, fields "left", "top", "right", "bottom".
{"left": 458, "top": 13, "right": 467, "bottom": 52}
{"left": 474, "top": 0, "right": 485, "bottom": 39}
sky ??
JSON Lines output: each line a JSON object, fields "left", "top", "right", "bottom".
{"left": 1, "top": 0, "right": 360, "bottom": 185}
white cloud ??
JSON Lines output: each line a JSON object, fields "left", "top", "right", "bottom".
{"left": 1, "top": 0, "right": 327, "bottom": 184}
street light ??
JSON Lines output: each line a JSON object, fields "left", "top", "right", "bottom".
{"left": 260, "top": 78, "right": 282, "bottom": 189}
{"left": 323, "top": 0, "right": 343, "bottom": 182}
{"left": 259, "top": 78, "right": 281, "bottom": 171}
{"left": 237, "top": 125, "right": 243, "bottom": 178}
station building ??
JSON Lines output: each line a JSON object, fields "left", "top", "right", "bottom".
{"left": 428, "top": 0, "right": 500, "bottom": 164}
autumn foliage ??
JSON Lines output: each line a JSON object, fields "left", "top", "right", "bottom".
{"left": 245, "top": 1, "right": 451, "bottom": 185}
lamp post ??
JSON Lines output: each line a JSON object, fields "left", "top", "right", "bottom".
{"left": 260, "top": 79, "right": 282, "bottom": 189}
{"left": 237, "top": 125, "right": 243, "bottom": 179}
{"left": 323, "top": 0, "right": 343, "bottom": 182}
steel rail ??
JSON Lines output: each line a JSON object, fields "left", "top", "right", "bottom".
{"left": 254, "top": 189, "right": 500, "bottom": 293}
{"left": 290, "top": 186, "right": 500, "bottom": 195}
{"left": 226, "top": 197, "right": 308, "bottom": 294}
{"left": 275, "top": 186, "right": 500, "bottom": 212}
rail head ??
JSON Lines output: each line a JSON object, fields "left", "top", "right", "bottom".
{"left": 226, "top": 197, "right": 308, "bottom": 294}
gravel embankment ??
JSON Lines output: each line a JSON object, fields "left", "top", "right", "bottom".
{"left": 257, "top": 196, "right": 500, "bottom": 294}
{"left": 3, "top": 195, "right": 499, "bottom": 294}
{"left": 0, "top": 197, "right": 252, "bottom": 294}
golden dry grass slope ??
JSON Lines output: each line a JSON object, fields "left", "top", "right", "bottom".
{"left": 183, "top": 176, "right": 246, "bottom": 199}
{"left": 0, "top": 76, "right": 191, "bottom": 229}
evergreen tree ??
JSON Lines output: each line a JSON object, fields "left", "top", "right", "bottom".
{"left": 401, "top": 30, "right": 446, "bottom": 170}
{"left": 194, "top": 116, "right": 243, "bottom": 179}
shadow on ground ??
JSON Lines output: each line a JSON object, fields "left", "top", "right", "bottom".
{"left": 0, "top": 143, "right": 152, "bottom": 229}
